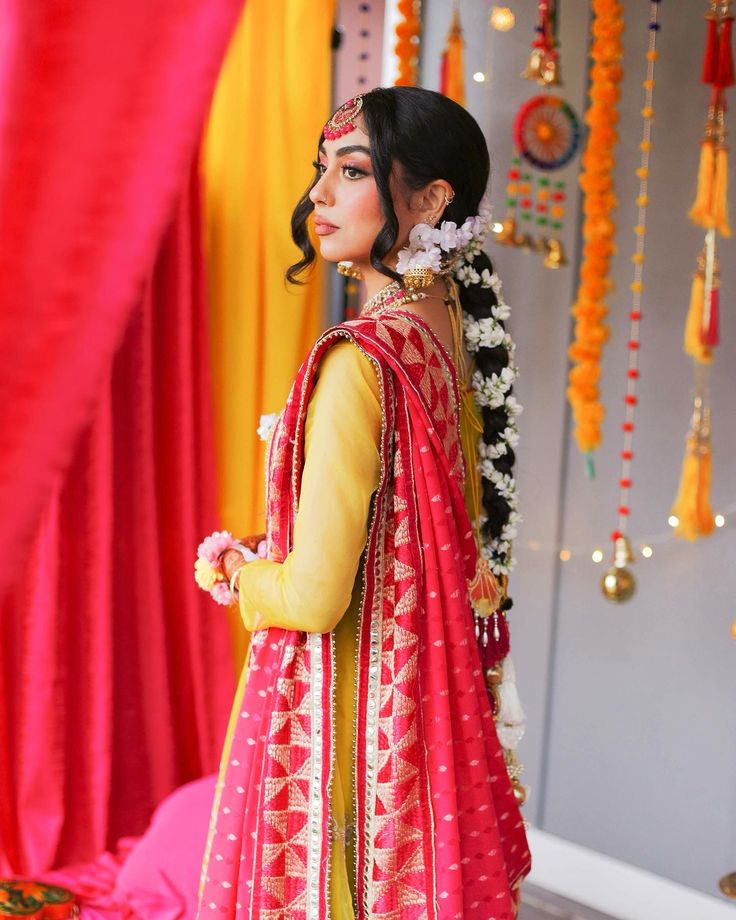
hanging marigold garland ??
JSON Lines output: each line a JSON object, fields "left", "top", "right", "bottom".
{"left": 394, "top": 0, "right": 421, "bottom": 86}
{"left": 565, "top": 0, "right": 624, "bottom": 477}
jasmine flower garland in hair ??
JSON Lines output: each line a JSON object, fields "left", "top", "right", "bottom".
{"left": 451, "top": 246, "right": 523, "bottom": 581}
{"left": 395, "top": 195, "right": 493, "bottom": 275}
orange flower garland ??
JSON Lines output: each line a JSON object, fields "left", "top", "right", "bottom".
{"left": 395, "top": 0, "right": 421, "bottom": 86}
{"left": 566, "top": 0, "right": 624, "bottom": 472}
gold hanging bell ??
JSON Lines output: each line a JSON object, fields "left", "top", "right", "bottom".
{"left": 540, "top": 55, "right": 561, "bottom": 87}
{"left": 543, "top": 237, "right": 567, "bottom": 269}
{"left": 522, "top": 47, "right": 544, "bottom": 82}
{"left": 600, "top": 534, "right": 637, "bottom": 603}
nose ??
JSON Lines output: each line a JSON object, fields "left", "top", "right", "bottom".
{"left": 309, "top": 169, "right": 333, "bottom": 207}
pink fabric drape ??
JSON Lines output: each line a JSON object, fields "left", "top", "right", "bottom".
{"left": 0, "top": 0, "right": 244, "bottom": 597}
{"left": 0, "top": 170, "right": 234, "bottom": 875}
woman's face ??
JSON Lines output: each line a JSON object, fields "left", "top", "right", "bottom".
{"left": 308, "top": 123, "right": 416, "bottom": 269}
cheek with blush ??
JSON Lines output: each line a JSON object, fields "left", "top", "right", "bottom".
{"left": 317, "top": 183, "right": 385, "bottom": 265}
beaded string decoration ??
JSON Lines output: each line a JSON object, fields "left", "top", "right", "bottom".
{"left": 394, "top": 0, "right": 421, "bottom": 87}
{"left": 670, "top": 0, "right": 733, "bottom": 540}
{"left": 522, "top": 0, "right": 561, "bottom": 86}
{"left": 601, "top": 0, "right": 662, "bottom": 604}
{"left": 566, "top": 0, "right": 624, "bottom": 478}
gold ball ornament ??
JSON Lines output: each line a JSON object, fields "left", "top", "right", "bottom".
{"left": 719, "top": 871, "right": 736, "bottom": 899}
{"left": 601, "top": 564, "right": 636, "bottom": 602}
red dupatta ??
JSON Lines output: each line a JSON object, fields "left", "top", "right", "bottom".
{"left": 197, "top": 311, "right": 531, "bottom": 920}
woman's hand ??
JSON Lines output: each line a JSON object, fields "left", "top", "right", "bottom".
{"left": 220, "top": 548, "right": 246, "bottom": 583}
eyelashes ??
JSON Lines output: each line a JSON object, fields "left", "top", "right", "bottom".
{"left": 311, "top": 161, "right": 370, "bottom": 180}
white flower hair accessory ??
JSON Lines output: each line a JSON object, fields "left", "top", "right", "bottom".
{"left": 395, "top": 195, "right": 493, "bottom": 277}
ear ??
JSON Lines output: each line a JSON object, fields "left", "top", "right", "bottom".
{"left": 408, "top": 178, "right": 455, "bottom": 225}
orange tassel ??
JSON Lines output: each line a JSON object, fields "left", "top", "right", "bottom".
{"left": 683, "top": 263, "right": 712, "bottom": 363}
{"left": 689, "top": 138, "right": 715, "bottom": 227}
{"left": 713, "top": 143, "right": 732, "bottom": 236}
{"left": 671, "top": 409, "right": 715, "bottom": 541}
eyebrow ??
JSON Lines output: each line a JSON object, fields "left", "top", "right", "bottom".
{"left": 318, "top": 143, "right": 371, "bottom": 157}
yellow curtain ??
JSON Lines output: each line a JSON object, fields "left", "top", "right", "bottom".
{"left": 202, "top": 0, "right": 336, "bottom": 664}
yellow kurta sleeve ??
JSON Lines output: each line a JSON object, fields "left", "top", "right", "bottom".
{"left": 238, "top": 339, "right": 382, "bottom": 634}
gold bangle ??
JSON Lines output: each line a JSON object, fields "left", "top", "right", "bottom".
{"left": 229, "top": 567, "right": 241, "bottom": 600}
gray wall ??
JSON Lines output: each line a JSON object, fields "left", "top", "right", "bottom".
{"left": 422, "top": 0, "right": 736, "bottom": 900}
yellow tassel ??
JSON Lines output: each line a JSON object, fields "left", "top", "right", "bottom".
{"left": 688, "top": 139, "right": 715, "bottom": 228}
{"left": 696, "top": 441, "right": 715, "bottom": 536}
{"left": 671, "top": 421, "right": 715, "bottom": 542}
{"left": 713, "top": 144, "right": 732, "bottom": 237}
{"left": 683, "top": 269, "right": 712, "bottom": 363}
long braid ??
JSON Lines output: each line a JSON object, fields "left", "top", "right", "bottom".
{"left": 455, "top": 249, "right": 522, "bottom": 615}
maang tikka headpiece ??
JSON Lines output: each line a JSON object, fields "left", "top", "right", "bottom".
{"left": 323, "top": 94, "right": 364, "bottom": 141}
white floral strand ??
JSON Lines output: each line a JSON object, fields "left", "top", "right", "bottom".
{"left": 455, "top": 260, "right": 522, "bottom": 578}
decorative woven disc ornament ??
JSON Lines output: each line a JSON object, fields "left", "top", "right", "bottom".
{"left": 513, "top": 94, "right": 580, "bottom": 170}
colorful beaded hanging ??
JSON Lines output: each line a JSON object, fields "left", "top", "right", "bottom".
{"left": 495, "top": 95, "right": 579, "bottom": 269}
{"left": 601, "top": 0, "right": 662, "bottom": 603}
{"left": 670, "top": 0, "right": 733, "bottom": 542}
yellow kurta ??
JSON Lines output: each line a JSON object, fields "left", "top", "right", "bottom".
{"left": 236, "top": 330, "right": 483, "bottom": 917}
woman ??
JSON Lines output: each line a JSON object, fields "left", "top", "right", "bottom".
{"left": 196, "top": 86, "right": 531, "bottom": 920}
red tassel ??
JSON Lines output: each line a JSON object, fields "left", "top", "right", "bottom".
{"left": 480, "top": 612, "right": 510, "bottom": 669}
{"left": 717, "top": 17, "right": 735, "bottom": 88}
{"left": 703, "top": 13, "right": 719, "bottom": 84}
{"left": 703, "top": 286, "right": 720, "bottom": 346}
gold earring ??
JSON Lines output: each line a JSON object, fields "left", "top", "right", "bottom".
{"left": 403, "top": 266, "right": 436, "bottom": 291}
{"left": 337, "top": 261, "right": 363, "bottom": 280}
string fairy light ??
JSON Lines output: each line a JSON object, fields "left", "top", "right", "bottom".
{"left": 514, "top": 499, "right": 736, "bottom": 560}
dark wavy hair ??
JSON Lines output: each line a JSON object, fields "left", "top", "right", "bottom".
{"left": 288, "top": 87, "right": 516, "bottom": 598}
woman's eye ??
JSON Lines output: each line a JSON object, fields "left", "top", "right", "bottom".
{"left": 342, "top": 166, "right": 368, "bottom": 179}
{"left": 343, "top": 165, "right": 367, "bottom": 179}
{"left": 312, "top": 160, "right": 327, "bottom": 175}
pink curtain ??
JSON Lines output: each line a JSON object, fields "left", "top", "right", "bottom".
{"left": 0, "top": 0, "right": 244, "bottom": 597}
{"left": 0, "top": 167, "right": 234, "bottom": 875}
